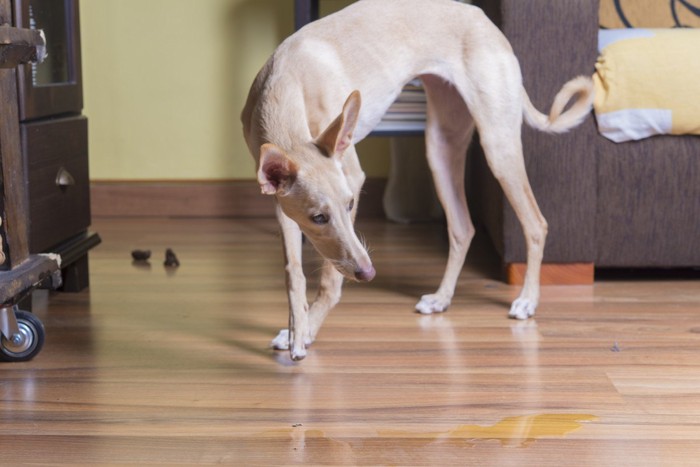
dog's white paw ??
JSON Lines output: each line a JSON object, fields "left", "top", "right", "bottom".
{"left": 270, "top": 329, "right": 311, "bottom": 360}
{"left": 508, "top": 298, "right": 537, "bottom": 320}
{"left": 270, "top": 329, "right": 290, "bottom": 350}
{"left": 415, "top": 294, "right": 451, "bottom": 315}
{"left": 290, "top": 344, "right": 307, "bottom": 361}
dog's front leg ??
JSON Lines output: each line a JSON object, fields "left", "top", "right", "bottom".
{"left": 308, "top": 259, "right": 343, "bottom": 343}
{"left": 270, "top": 205, "right": 310, "bottom": 361}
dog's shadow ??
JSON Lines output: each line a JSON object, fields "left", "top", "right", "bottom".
{"left": 354, "top": 226, "right": 512, "bottom": 309}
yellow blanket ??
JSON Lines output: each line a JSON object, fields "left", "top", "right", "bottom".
{"left": 593, "top": 29, "right": 700, "bottom": 142}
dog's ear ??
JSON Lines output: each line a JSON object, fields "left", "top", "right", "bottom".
{"left": 315, "top": 90, "right": 362, "bottom": 157}
{"left": 258, "top": 143, "right": 298, "bottom": 195}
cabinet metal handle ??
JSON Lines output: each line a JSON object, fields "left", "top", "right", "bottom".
{"left": 55, "top": 167, "right": 75, "bottom": 187}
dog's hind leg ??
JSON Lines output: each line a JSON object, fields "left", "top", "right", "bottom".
{"left": 415, "top": 74, "right": 476, "bottom": 314}
{"left": 270, "top": 204, "right": 311, "bottom": 360}
{"left": 483, "top": 137, "right": 547, "bottom": 319}
{"left": 471, "top": 90, "right": 548, "bottom": 320}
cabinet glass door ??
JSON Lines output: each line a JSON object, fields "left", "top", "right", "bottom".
{"left": 28, "top": 0, "right": 72, "bottom": 86}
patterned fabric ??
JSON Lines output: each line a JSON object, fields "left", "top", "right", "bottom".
{"left": 600, "top": 0, "right": 700, "bottom": 28}
{"left": 593, "top": 29, "right": 700, "bottom": 142}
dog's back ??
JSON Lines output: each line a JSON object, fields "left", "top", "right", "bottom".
{"left": 243, "top": 0, "right": 510, "bottom": 146}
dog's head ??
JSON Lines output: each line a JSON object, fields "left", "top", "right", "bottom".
{"left": 256, "top": 91, "right": 375, "bottom": 282}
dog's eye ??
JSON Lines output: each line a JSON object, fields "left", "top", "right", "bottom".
{"left": 348, "top": 199, "right": 355, "bottom": 212}
{"left": 311, "top": 213, "right": 329, "bottom": 225}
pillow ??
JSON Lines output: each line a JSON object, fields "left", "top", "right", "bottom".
{"left": 593, "top": 28, "right": 700, "bottom": 142}
{"left": 599, "top": 0, "right": 700, "bottom": 28}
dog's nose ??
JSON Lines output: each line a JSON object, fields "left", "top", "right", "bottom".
{"left": 354, "top": 265, "right": 376, "bottom": 282}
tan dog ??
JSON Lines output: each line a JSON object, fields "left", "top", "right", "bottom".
{"left": 241, "top": 0, "right": 593, "bottom": 360}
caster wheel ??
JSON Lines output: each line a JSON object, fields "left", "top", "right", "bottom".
{"left": 0, "top": 310, "right": 45, "bottom": 362}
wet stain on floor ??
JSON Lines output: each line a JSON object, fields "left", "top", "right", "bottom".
{"left": 262, "top": 413, "right": 598, "bottom": 464}
{"left": 379, "top": 413, "right": 599, "bottom": 447}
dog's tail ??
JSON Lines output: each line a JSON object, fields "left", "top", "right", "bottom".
{"left": 522, "top": 75, "right": 594, "bottom": 134}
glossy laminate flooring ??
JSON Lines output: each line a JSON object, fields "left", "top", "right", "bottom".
{"left": 2, "top": 217, "right": 700, "bottom": 465}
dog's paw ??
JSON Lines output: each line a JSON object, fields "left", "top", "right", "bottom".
{"left": 415, "top": 294, "right": 451, "bottom": 315}
{"left": 270, "top": 329, "right": 290, "bottom": 350}
{"left": 270, "top": 329, "right": 310, "bottom": 360}
{"left": 290, "top": 344, "right": 307, "bottom": 361}
{"left": 508, "top": 298, "right": 537, "bottom": 320}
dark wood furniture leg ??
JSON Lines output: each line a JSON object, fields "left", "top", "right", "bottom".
{"left": 294, "top": 0, "right": 319, "bottom": 30}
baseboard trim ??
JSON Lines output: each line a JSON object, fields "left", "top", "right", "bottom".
{"left": 91, "top": 179, "right": 387, "bottom": 218}
{"left": 506, "top": 262, "right": 595, "bottom": 285}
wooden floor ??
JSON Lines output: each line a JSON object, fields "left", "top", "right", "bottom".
{"left": 2, "top": 217, "right": 700, "bottom": 465}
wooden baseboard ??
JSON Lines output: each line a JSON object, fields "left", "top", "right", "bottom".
{"left": 506, "top": 262, "right": 595, "bottom": 285}
{"left": 90, "top": 179, "right": 387, "bottom": 218}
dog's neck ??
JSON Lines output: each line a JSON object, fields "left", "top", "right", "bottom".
{"left": 257, "top": 83, "right": 312, "bottom": 156}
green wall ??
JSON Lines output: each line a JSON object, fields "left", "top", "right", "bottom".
{"left": 81, "top": 0, "right": 389, "bottom": 181}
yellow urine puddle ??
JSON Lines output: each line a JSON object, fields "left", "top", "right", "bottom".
{"left": 380, "top": 413, "right": 599, "bottom": 447}
{"left": 270, "top": 413, "right": 598, "bottom": 451}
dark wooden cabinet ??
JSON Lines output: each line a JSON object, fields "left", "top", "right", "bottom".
{"left": 13, "top": 0, "right": 83, "bottom": 120}
{"left": 1, "top": 0, "right": 98, "bottom": 293}
{"left": 21, "top": 116, "right": 91, "bottom": 253}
